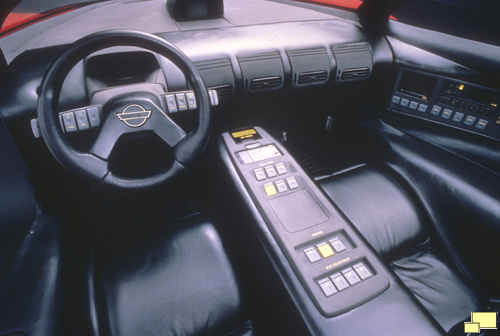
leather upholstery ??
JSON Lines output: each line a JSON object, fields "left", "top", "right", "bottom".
{"left": 320, "top": 166, "right": 428, "bottom": 258}
{"left": 94, "top": 216, "right": 255, "bottom": 336}
{"left": 320, "top": 165, "right": 481, "bottom": 332}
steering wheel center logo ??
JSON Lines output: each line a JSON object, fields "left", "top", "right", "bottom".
{"left": 117, "top": 104, "right": 152, "bottom": 127}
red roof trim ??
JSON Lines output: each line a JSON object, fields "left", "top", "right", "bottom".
{"left": 0, "top": 5, "right": 82, "bottom": 38}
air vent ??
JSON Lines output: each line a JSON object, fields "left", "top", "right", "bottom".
{"left": 210, "top": 84, "right": 233, "bottom": 97}
{"left": 250, "top": 76, "right": 282, "bottom": 91}
{"left": 298, "top": 71, "right": 328, "bottom": 85}
{"left": 340, "top": 68, "right": 369, "bottom": 80}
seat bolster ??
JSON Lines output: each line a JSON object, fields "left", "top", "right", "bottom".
{"left": 96, "top": 218, "right": 249, "bottom": 336}
{"left": 391, "top": 250, "right": 482, "bottom": 332}
{"left": 320, "top": 165, "right": 428, "bottom": 259}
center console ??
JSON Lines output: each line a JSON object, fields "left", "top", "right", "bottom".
{"left": 222, "top": 127, "right": 388, "bottom": 316}
{"left": 219, "top": 127, "right": 445, "bottom": 335}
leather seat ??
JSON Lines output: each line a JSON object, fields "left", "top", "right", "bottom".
{"left": 319, "top": 165, "right": 482, "bottom": 332}
{"left": 92, "top": 215, "right": 255, "bottom": 336}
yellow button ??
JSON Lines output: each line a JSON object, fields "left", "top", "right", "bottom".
{"left": 317, "top": 243, "right": 334, "bottom": 258}
{"left": 264, "top": 184, "right": 277, "bottom": 196}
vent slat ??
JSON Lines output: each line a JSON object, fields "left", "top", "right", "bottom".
{"left": 250, "top": 76, "right": 282, "bottom": 91}
{"left": 340, "top": 68, "right": 369, "bottom": 80}
{"left": 298, "top": 71, "right": 328, "bottom": 85}
{"left": 210, "top": 84, "right": 233, "bottom": 97}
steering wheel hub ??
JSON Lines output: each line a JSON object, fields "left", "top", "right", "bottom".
{"left": 117, "top": 104, "right": 152, "bottom": 128}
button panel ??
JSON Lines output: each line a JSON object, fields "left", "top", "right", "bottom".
{"left": 317, "top": 262, "right": 374, "bottom": 297}
{"left": 389, "top": 69, "right": 500, "bottom": 140}
{"left": 31, "top": 106, "right": 102, "bottom": 138}
{"left": 303, "top": 236, "right": 349, "bottom": 263}
{"left": 164, "top": 89, "right": 219, "bottom": 114}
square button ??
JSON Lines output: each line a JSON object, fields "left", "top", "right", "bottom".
{"left": 74, "top": 110, "right": 90, "bottom": 130}
{"left": 409, "top": 101, "right": 418, "bottom": 110}
{"left": 342, "top": 267, "right": 361, "bottom": 285}
{"left": 175, "top": 93, "right": 188, "bottom": 111}
{"left": 441, "top": 108, "right": 453, "bottom": 119}
{"left": 275, "top": 163, "right": 287, "bottom": 175}
{"left": 318, "top": 278, "right": 337, "bottom": 297}
{"left": 329, "top": 237, "right": 346, "bottom": 252}
{"left": 264, "top": 184, "right": 277, "bottom": 197}
{"left": 400, "top": 98, "right": 409, "bottom": 107}
{"left": 464, "top": 115, "right": 477, "bottom": 126}
{"left": 286, "top": 177, "right": 299, "bottom": 189}
{"left": 87, "top": 107, "right": 100, "bottom": 127}
{"left": 275, "top": 180, "right": 288, "bottom": 193}
{"left": 265, "top": 165, "right": 277, "bottom": 178}
{"left": 165, "top": 94, "right": 178, "bottom": 113}
{"left": 391, "top": 96, "right": 401, "bottom": 104}
{"left": 185, "top": 92, "right": 197, "bottom": 110}
{"left": 431, "top": 105, "right": 441, "bottom": 115}
{"left": 452, "top": 112, "right": 464, "bottom": 122}
{"left": 61, "top": 112, "right": 77, "bottom": 133}
{"left": 254, "top": 168, "right": 266, "bottom": 181}
{"left": 317, "top": 242, "right": 334, "bottom": 258}
{"left": 418, "top": 104, "right": 428, "bottom": 113}
{"left": 353, "top": 263, "right": 372, "bottom": 280}
{"left": 475, "top": 119, "right": 488, "bottom": 130}
{"left": 304, "top": 247, "right": 321, "bottom": 263}
{"left": 331, "top": 274, "right": 349, "bottom": 291}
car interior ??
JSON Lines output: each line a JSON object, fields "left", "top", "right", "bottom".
{"left": 0, "top": 0, "right": 499, "bottom": 335}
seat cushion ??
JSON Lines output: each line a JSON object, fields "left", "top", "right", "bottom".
{"left": 95, "top": 216, "right": 254, "bottom": 336}
{"left": 319, "top": 165, "right": 482, "bottom": 332}
{"left": 320, "top": 165, "right": 428, "bottom": 259}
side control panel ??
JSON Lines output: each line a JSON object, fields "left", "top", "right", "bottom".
{"left": 389, "top": 68, "right": 500, "bottom": 140}
{"left": 31, "top": 105, "right": 102, "bottom": 138}
{"left": 221, "top": 127, "right": 389, "bottom": 317}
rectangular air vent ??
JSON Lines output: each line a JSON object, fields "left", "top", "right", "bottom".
{"left": 238, "top": 52, "right": 284, "bottom": 93}
{"left": 195, "top": 58, "right": 235, "bottom": 97}
{"left": 340, "top": 68, "right": 369, "bottom": 80}
{"left": 332, "top": 42, "right": 373, "bottom": 82}
{"left": 250, "top": 76, "right": 282, "bottom": 91}
{"left": 298, "top": 71, "right": 328, "bottom": 85}
{"left": 209, "top": 84, "right": 233, "bottom": 97}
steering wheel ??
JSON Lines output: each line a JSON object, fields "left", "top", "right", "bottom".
{"left": 37, "top": 30, "right": 211, "bottom": 190}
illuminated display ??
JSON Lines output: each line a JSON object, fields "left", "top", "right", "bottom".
{"left": 231, "top": 128, "right": 262, "bottom": 143}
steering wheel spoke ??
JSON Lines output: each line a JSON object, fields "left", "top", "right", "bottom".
{"left": 150, "top": 107, "right": 187, "bottom": 147}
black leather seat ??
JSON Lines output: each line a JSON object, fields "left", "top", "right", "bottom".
{"left": 92, "top": 215, "right": 255, "bottom": 336}
{"left": 319, "top": 165, "right": 482, "bottom": 332}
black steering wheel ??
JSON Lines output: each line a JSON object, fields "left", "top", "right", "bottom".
{"left": 37, "top": 30, "right": 211, "bottom": 190}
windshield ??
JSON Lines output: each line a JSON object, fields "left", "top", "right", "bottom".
{"left": 0, "top": 0, "right": 110, "bottom": 37}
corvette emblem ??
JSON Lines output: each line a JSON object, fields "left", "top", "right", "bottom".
{"left": 116, "top": 104, "right": 152, "bottom": 127}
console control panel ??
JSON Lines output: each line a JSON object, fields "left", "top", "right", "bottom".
{"left": 221, "top": 127, "right": 389, "bottom": 317}
{"left": 389, "top": 68, "right": 500, "bottom": 140}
